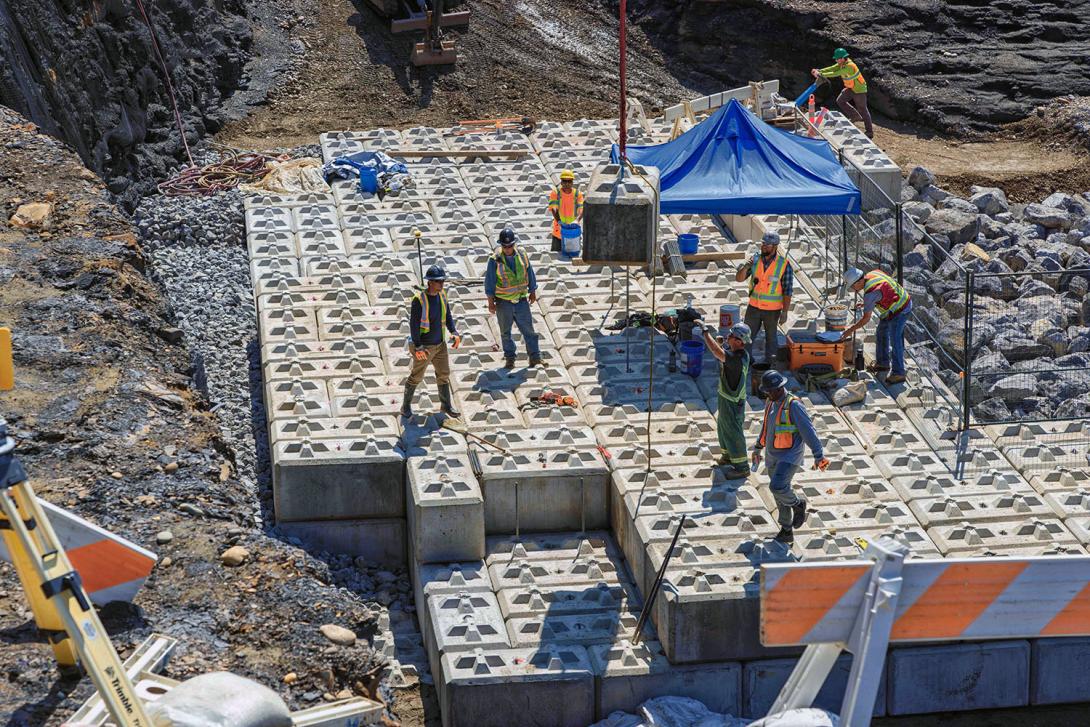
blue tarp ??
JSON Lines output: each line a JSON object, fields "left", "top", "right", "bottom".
{"left": 611, "top": 99, "right": 861, "bottom": 216}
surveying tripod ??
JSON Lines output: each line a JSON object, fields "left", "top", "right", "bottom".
{"left": 0, "top": 423, "right": 153, "bottom": 725}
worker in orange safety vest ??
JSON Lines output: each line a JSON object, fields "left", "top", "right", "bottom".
{"left": 812, "top": 48, "right": 874, "bottom": 139}
{"left": 735, "top": 231, "right": 793, "bottom": 366}
{"left": 548, "top": 169, "right": 584, "bottom": 252}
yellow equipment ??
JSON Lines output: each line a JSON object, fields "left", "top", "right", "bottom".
{"left": 0, "top": 327, "right": 12, "bottom": 391}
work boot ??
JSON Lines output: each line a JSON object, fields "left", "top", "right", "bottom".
{"left": 400, "top": 383, "right": 416, "bottom": 418}
{"left": 529, "top": 355, "right": 544, "bottom": 368}
{"left": 504, "top": 357, "right": 516, "bottom": 369}
{"left": 866, "top": 362, "right": 890, "bottom": 374}
{"left": 791, "top": 500, "right": 809, "bottom": 529}
{"left": 438, "top": 384, "right": 460, "bottom": 418}
{"left": 724, "top": 465, "right": 750, "bottom": 480}
{"left": 885, "top": 373, "right": 907, "bottom": 385}
{"left": 773, "top": 527, "right": 794, "bottom": 545}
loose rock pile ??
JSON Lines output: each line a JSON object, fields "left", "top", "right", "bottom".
{"left": 898, "top": 166, "right": 1090, "bottom": 421}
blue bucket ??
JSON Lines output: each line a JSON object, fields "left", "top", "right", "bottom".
{"left": 678, "top": 339, "right": 705, "bottom": 377}
{"left": 560, "top": 223, "right": 582, "bottom": 256}
{"left": 678, "top": 233, "right": 699, "bottom": 255}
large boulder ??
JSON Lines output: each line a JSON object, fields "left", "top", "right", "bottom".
{"left": 1042, "top": 192, "right": 1090, "bottom": 217}
{"left": 991, "top": 328, "right": 1053, "bottom": 362}
{"left": 970, "top": 186, "right": 1010, "bottom": 216}
{"left": 1033, "top": 319, "right": 1070, "bottom": 356}
{"left": 902, "top": 200, "right": 934, "bottom": 223}
{"left": 988, "top": 373, "right": 1038, "bottom": 404}
{"left": 925, "top": 208, "right": 980, "bottom": 245}
{"left": 908, "top": 166, "right": 937, "bottom": 191}
{"left": 1023, "top": 203, "right": 1074, "bottom": 230}
{"left": 979, "top": 215, "right": 1006, "bottom": 239}
{"left": 922, "top": 185, "right": 952, "bottom": 206}
{"left": 974, "top": 397, "right": 1012, "bottom": 421}
{"left": 940, "top": 197, "right": 981, "bottom": 216}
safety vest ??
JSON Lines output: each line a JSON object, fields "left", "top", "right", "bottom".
{"left": 863, "top": 270, "right": 909, "bottom": 319}
{"left": 719, "top": 349, "right": 751, "bottom": 402}
{"left": 493, "top": 247, "right": 531, "bottom": 302}
{"left": 415, "top": 290, "right": 447, "bottom": 334}
{"left": 548, "top": 186, "right": 584, "bottom": 237}
{"left": 748, "top": 253, "right": 789, "bottom": 311}
{"left": 760, "top": 393, "right": 799, "bottom": 450}
{"left": 841, "top": 60, "right": 867, "bottom": 92}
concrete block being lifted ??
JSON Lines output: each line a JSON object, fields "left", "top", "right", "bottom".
{"left": 582, "top": 164, "right": 660, "bottom": 266}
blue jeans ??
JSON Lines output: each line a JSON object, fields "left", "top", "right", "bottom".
{"left": 768, "top": 457, "right": 803, "bottom": 528}
{"left": 496, "top": 298, "right": 540, "bottom": 360}
{"left": 876, "top": 300, "right": 912, "bottom": 376}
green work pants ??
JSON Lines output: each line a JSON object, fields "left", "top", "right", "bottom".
{"left": 717, "top": 394, "right": 749, "bottom": 469}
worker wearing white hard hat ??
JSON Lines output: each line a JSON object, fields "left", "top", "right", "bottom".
{"left": 838, "top": 266, "right": 913, "bottom": 384}
{"left": 735, "top": 231, "right": 793, "bottom": 366}
{"left": 702, "top": 323, "right": 752, "bottom": 478}
{"left": 548, "top": 169, "right": 584, "bottom": 252}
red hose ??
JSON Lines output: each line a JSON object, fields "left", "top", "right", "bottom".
{"left": 619, "top": 0, "right": 627, "bottom": 163}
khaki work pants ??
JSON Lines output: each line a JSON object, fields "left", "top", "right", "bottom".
{"left": 407, "top": 342, "right": 450, "bottom": 386}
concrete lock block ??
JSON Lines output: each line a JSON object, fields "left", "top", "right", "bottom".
{"left": 508, "top": 609, "right": 641, "bottom": 648}
{"left": 496, "top": 580, "right": 642, "bottom": 621}
{"left": 582, "top": 164, "right": 660, "bottom": 265}
{"left": 277, "top": 518, "right": 406, "bottom": 567}
{"left": 891, "top": 471, "right": 1034, "bottom": 502}
{"left": 742, "top": 654, "right": 886, "bottom": 718}
{"left": 440, "top": 646, "right": 595, "bottom": 727}
{"left": 407, "top": 458, "right": 484, "bottom": 565}
{"left": 270, "top": 415, "right": 399, "bottom": 444}
{"left": 273, "top": 436, "right": 405, "bottom": 521}
{"left": 910, "top": 492, "right": 1054, "bottom": 528}
{"left": 928, "top": 517, "right": 1079, "bottom": 555}
{"left": 476, "top": 449, "right": 609, "bottom": 534}
{"left": 887, "top": 641, "right": 1029, "bottom": 714}
{"left": 642, "top": 536, "right": 786, "bottom": 600}
{"left": 590, "top": 639, "right": 742, "bottom": 718}
{"left": 485, "top": 531, "right": 619, "bottom": 565}
{"left": 1031, "top": 637, "right": 1090, "bottom": 704}
{"left": 760, "top": 477, "right": 902, "bottom": 512}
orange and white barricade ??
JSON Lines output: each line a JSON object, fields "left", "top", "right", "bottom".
{"left": 759, "top": 538, "right": 1090, "bottom": 725}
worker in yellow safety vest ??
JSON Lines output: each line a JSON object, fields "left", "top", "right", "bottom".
{"left": 837, "top": 267, "right": 913, "bottom": 385}
{"left": 735, "top": 231, "right": 793, "bottom": 366}
{"left": 548, "top": 169, "right": 584, "bottom": 252}
{"left": 485, "top": 227, "right": 542, "bottom": 369}
{"left": 812, "top": 48, "right": 874, "bottom": 138}
{"left": 753, "top": 369, "right": 830, "bottom": 546}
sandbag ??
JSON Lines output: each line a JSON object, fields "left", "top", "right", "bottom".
{"left": 147, "top": 672, "right": 292, "bottom": 727}
{"left": 832, "top": 380, "right": 867, "bottom": 407}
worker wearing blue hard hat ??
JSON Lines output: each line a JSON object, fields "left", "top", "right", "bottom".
{"left": 403, "top": 264, "right": 462, "bottom": 418}
{"left": 752, "top": 369, "right": 830, "bottom": 546}
{"left": 485, "top": 227, "right": 543, "bottom": 369}
{"left": 702, "top": 322, "right": 752, "bottom": 478}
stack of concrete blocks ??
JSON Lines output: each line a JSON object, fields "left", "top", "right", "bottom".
{"left": 813, "top": 110, "right": 901, "bottom": 206}
{"left": 244, "top": 106, "right": 1090, "bottom": 725}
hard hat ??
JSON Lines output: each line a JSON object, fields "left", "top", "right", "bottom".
{"left": 760, "top": 369, "right": 788, "bottom": 393}
{"left": 842, "top": 267, "right": 865, "bottom": 288}
{"left": 727, "top": 324, "right": 752, "bottom": 344}
{"left": 560, "top": 169, "right": 575, "bottom": 181}
{"left": 761, "top": 231, "right": 780, "bottom": 246}
{"left": 424, "top": 265, "right": 447, "bottom": 282}
{"left": 498, "top": 227, "right": 517, "bottom": 246}
{"left": 833, "top": 47, "right": 849, "bottom": 60}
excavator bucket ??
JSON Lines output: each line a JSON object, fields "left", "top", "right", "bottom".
{"left": 412, "top": 40, "right": 458, "bottom": 66}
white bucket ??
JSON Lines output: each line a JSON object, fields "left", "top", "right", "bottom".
{"left": 825, "top": 304, "right": 849, "bottom": 331}
{"left": 719, "top": 304, "right": 740, "bottom": 335}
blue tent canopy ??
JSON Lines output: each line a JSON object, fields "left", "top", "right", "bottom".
{"left": 611, "top": 99, "right": 861, "bottom": 216}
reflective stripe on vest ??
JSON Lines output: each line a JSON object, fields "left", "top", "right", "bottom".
{"left": 416, "top": 290, "right": 448, "bottom": 334}
{"left": 863, "top": 270, "right": 909, "bottom": 319}
{"left": 719, "top": 350, "right": 751, "bottom": 402}
{"left": 843, "top": 61, "right": 866, "bottom": 91}
{"left": 762, "top": 393, "right": 799, "bottom": 449}
{"left": 549, "top": 186, "right": 583, "bottom": 237}
{"left": 748, "top": 253, "right": 788, "bottom": 310}
{"left": 494, "top": 247, "right": 531, "bottom": 301}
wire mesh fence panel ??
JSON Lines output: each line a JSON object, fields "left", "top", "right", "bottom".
{"left": 966, "top": 268, "right": 1090, "bottom": 426}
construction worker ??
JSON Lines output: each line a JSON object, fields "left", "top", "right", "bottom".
{"left": 485, "top": 227, "right": 542, "bottom": 368}
{"left": 837, "top": 267, "right": 913, "bottom": 385}
{"left": 812, "top": 48, "right": 874, "bottom": 139}
{"left": 702, "top": 323, "right": 752, "bottom": 479}
{"left": 735, "top": 231, "right": 793, "bottom": 366}
{"left": 402, "top": 265, "right": 462, "bottom": 418}
{"left": 548, "top": 169, "right": 584, "bottom": 252}
{"left": 752, "top": 370, "right": 830, "bottom": 545}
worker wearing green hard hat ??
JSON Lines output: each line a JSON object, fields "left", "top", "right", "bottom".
{"left": 811, "top": 48, "right": 873, "bottom": 138}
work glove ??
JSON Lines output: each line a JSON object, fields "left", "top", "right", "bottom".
{"left": 813, "top": 457, "right": 830, "bottom": 471}
{"left": 450, "top": 335, "right": 462, "bottom": 349}
{"left": 751, "top": 448, "right": 763, "bottom": 470}
{"left": 413, "top": 349, "right": 428, "bottom": 361}
{"left": 778, "top": 308, "right": 789, "bottom": 326}
{"left": 811, "top": 68, "right": 820, "bottom": 78}
{"left": 488, "top": 298, "right": 497, "bottom": 314}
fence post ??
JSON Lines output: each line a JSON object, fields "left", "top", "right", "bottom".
{"left": 895, "top": 203, "right": 904, "bottom": 284}
{"left": 962, "top": 272, "right": 975, "bottom": 431}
